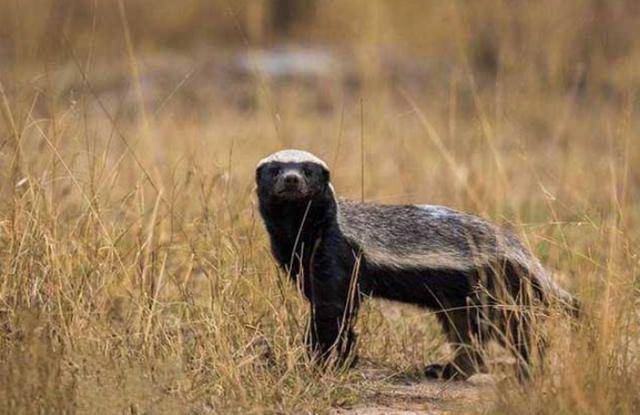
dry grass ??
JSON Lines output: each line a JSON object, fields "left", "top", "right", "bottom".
{"left": 1, "top": 1, "right": 639, "bottom": 414}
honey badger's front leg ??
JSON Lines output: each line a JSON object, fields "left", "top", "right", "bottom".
{"left": 305, "top": 264, "right": 359, "bottom": 368}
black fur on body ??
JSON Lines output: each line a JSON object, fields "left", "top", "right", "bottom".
{"left": 256, "top": 149, "right": 577, "bottom": 380}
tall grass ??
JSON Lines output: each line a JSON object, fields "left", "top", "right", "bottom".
{"left": 1, "top": 1, "right": 639, "bottom": 413}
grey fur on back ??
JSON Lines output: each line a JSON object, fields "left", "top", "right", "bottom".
{"left": 338, "top": 201, "right": 503, "bottom": 270}
{"left": 337, "top": 199, "right": 571, "bottom": 302}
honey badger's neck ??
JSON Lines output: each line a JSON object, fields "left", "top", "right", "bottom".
{"left": 255, "top": 149, "right": 339, "bottom": 275}
{"left": 259, "top": 193, "right": 338, "bottom": 276}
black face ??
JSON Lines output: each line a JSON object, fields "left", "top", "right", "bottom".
{"left": 256, "top": 161, "right": 330, "bottom": 202}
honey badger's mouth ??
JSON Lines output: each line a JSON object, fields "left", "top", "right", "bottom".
{"left": 275, "top": 187, "right": 310, "bottom": 200}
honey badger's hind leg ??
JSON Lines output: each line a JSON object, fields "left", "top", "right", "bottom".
{"left": 425, "top": 306, "right": 488, "bottom": 380}
{"left": 494, "top": 298, "right": 549, "bottom": 381}
{"left": 486, "top": 261, "right": 548, "bottom": 381}
{"left": 485, "top": 306, "right": 541, "bottom": 381}
{"left": 423, "top": 260, "right": 544, "bottom": 381}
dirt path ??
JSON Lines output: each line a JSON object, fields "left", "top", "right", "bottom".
{"left": 332, "top": 367, "right": 497, "bottom": 415}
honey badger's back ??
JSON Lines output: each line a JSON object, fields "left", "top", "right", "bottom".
{"left": 336, "top": 199, "right": 572, "bottom": 308}
{"left": 337, "top": 200, "right": 511, "bottom": 270}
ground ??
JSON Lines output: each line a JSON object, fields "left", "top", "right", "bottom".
{"left": 332, "top": 367, "right": 496, "bottom": 415}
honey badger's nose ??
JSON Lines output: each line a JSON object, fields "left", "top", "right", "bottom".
{"left": 283, "top": 172, "right": 301, "bottom": 187}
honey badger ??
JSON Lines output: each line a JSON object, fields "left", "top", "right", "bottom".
{"left": 255, "top": 149, "right": 577, "bottom": 380}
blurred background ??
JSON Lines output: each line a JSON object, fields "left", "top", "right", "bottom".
{"left": 1, "top": 1, "right": 639, "bottom": 413}
{"left": 2, "top": 0, "right": 639, "bottom": 208}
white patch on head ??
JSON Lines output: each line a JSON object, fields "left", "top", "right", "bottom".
{"left": 257, "top": 149, "right": 328, "bottom": 170}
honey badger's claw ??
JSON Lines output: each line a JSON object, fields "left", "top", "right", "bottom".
{"left": 425, "top": 363, "right": 470, "bottom": 380}
{"left": 424, "top": 363, "right": 444, "bottom": 379}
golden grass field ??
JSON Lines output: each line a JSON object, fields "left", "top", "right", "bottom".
{"left": 1, "top": 1, "right": 639, "bottom": 413}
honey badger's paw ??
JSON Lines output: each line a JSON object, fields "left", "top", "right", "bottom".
{"left": 424, "top": 363, "right": 471, "bottom": 381}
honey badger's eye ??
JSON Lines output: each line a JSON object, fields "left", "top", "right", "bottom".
{"left": 302, "top": 167, "right": 313, "bottom": 177}
{"left": 269, "top": 166, "right": 281, "bottom": 177}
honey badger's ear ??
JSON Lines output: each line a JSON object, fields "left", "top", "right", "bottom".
{"left": 321, "top": 165, "right": 330, "bottom": 182}
{"left": 255, "top": 164, "right": 265, "bottom": 183}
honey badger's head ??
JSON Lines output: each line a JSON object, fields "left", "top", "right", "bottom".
{"left": 256, "top": 149, "right": 333, "bottom": 204}
{"left": 256, "top": 150, "right": 336, "bottom": 270}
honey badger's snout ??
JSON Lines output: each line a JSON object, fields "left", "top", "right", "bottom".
{"left": 283, "top": 171, "right": 302, "bottom": 188}
{"left": 275, "top": 169, "right": 308, "bottom": 199}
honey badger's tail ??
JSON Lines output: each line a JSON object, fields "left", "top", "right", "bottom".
{"left": 537, "top": 270, "right": 580, "bottom": 320}
{"left": 556, "top": 287, "right": 581, "bottom": 319}
{"left": 504, "top": 236, "right": 579, "bottom": 320}
{"left": 517, "top": 254, "right": 580, "bottom": 319}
